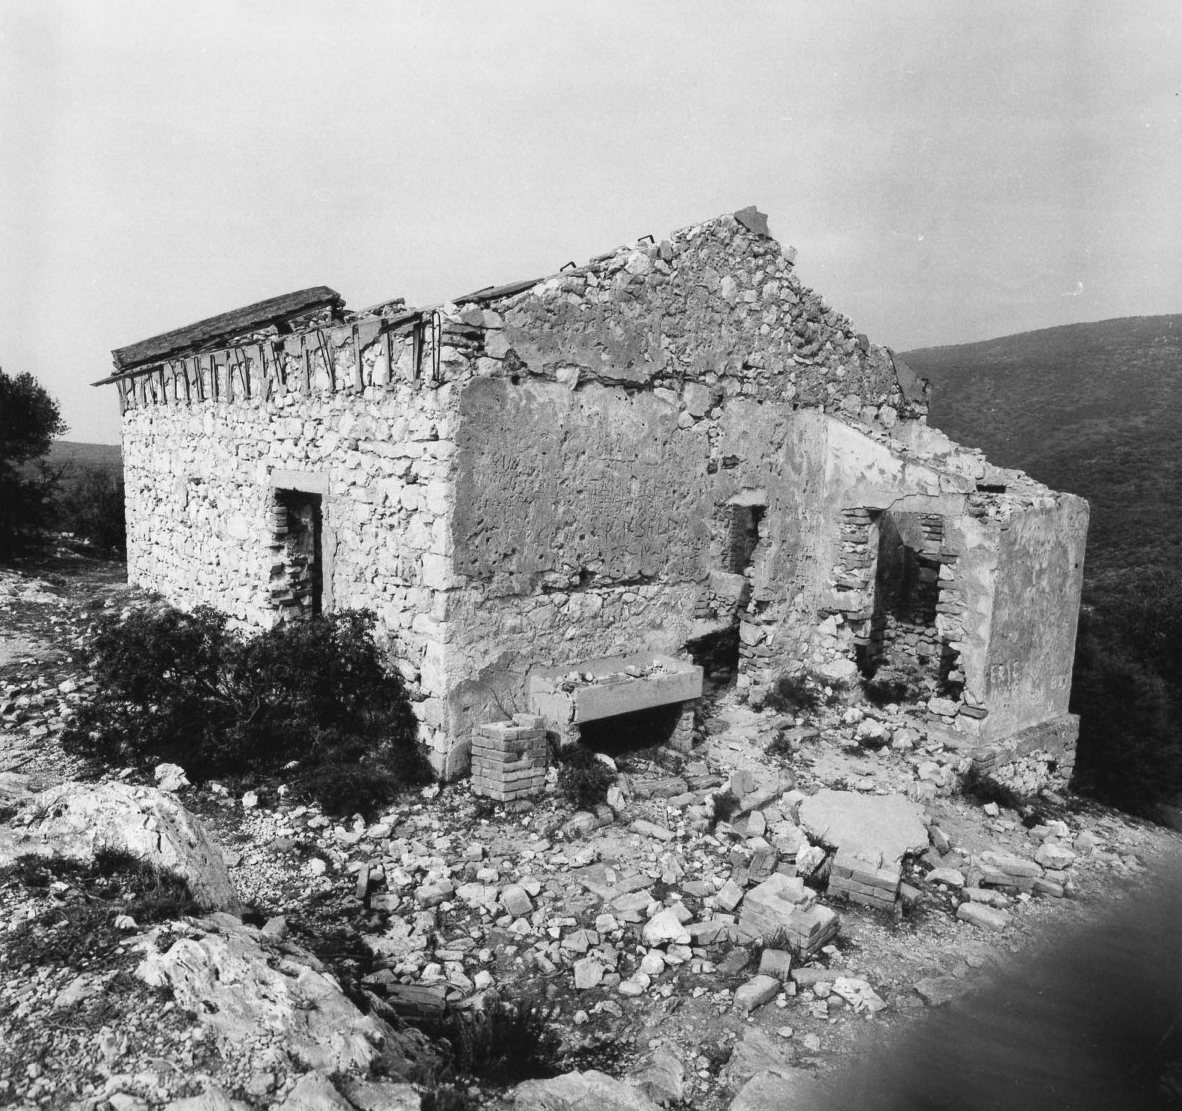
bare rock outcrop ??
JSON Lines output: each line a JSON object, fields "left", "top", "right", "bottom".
{"left": 136, "top": 914, "right": 433, "bottom": 1080}
{"left": 511, "top": 1070, "right": 663, "bottom": 1111}
{"left": 0, "top": 780, "right": 239, "bottom": 910}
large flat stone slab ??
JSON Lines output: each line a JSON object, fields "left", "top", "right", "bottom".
{"left": 729, "top": 1067, "right": 825, "bottom": 1111}
{"left": 798, "top": 789, "right": 929, "bottom": 868}
{"left": 511, "top": 1069, "right": 662, "bottom": 1111}
{"left": 530, "top": 654, "right": 702, "bottom": 725}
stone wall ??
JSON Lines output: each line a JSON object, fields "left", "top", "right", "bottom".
{"left": 981, "top": 499, "right": 1088, "bottom": 741}
{"left": 122, "top": 328, "right": 460, "bottom": 765}
{"left": 115, "top": 206, "right": 1087, "bottom": 777}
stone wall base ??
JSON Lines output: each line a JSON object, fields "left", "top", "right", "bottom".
{"left": 934, "top": 713, "right": 1080, "bottom": 790}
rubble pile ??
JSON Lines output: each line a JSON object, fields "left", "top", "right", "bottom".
{"left": 0, "top": 563, "right": 1172, "bottom": 1111}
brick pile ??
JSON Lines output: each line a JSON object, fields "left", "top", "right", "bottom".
{"left": 828, "top": 849, "right": 901, "bottom": 909}
{"left": 471, "top": 714, "right": 549, "bottom": 802}
{"left": 737, "top": 873, "right": 840, "bottom": 958}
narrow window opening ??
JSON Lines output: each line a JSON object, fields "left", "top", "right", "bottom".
{"left": 689, "top": 501, "right": 768, "bottom": 702}
{"left": 722, "top": 504, "right": 766, "bottom": 575}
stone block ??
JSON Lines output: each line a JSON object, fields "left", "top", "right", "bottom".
{"left": 733, "top": 975, "right": 780, "bottom": 1014}
{"left": 737, "top": 875, "right": 837, "bottom": 956}
{"left": 757, "top": 948, "right": 793, "bottom": 982}
{"left": 956, "top": 902, "right": 1011, "bottom": 931}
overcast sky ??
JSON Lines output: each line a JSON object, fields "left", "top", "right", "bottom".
{"left": 2, "top": 1, "right": 1178, "bottom": 444}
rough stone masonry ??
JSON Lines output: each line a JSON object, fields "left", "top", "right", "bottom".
{"left": 98, "top": 206, "right": 1088, "bottom": 779}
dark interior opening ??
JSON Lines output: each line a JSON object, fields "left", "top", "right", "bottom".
{"left": 862, "top": 511, "right": 944, "bottom": 691}
{"left": 687, "top": 626, "right": 741, "bottom": 697}
{"left": 577, "top": 702, "right": 686, "bottom": 757}
{"left": 722, "top": 503, "right": 766, "bottom": 575}
{"left": 271, "top": 489, "right": 323, "bottom": 620}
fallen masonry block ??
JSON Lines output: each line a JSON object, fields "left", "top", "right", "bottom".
{"left": 687, "top": 920, "right": 729, "bottom": 945}
{"left": 791, "top": 967, "right": 841, "bottom": 988}
{"left": 631, "top": 819, "right": 675, "bottom": 842}
{"left": 1034, "top": 842, "right": 1077, "bottom": 870}
{"left": 913, "top": 975, "right": 969, "bottom": 1007}
{"left": 737, "top": 874, "right": 837, "bottom": 957}
{"left": 500, "top": 883, "right": 533, "bottom": 918}
{"left": 715, "top": 879, "right": 745, "bottom": 912}
{"left": 748, "top": 846, "right": 780, "bottom": 883}
{"left": 573, "top": 958, "right": 607, "bottom": 990}
{"left": 734, "top": 974, "right": 781, "bottom": 1014}
{"left": 831, "top": 977, "right": 886, "bottom": 1014}
{"left": 643, "top": 908, "right": 691, "bottom": 947}
{"left": 734, "top": 782, "right": 789, "bottom": 818}
{"left": 956, "top": 902, "right": 1011, "bottom": 931}
{"left": 384, "top": 983, "right": 448, "bottom": 1020}
{"left": 757, "top": 948, "right": 793, "bottom": 982}
{"left": 963, "top": 887, "right": 1010, "bottom": 909}
{"left": 828, "top": 848, "right": 901, "bottom": 907}
{"left": 927, "top": 867, "right": 966, "bottom": 888}
{"left": 979, "top": 850, "right": 1042, "bottom": 879}
{"left": 977, "top": 865, "right": 1036, "bottom": 893}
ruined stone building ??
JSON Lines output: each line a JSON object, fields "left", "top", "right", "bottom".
{"left": 97, "top": 207, "right": 1088, "bottom": 780}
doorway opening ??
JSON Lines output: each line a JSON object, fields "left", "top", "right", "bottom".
{"left": 270, "top": 489, "right": 323, "bottom": 620}
{"left": 862, "top": 510, "right": 944, "bottom": 693}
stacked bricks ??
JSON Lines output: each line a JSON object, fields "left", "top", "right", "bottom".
{"left": 828, "top": 849, "right": 900, "bottom": 910}
{"left": 833, "top": 507, "right": 875, "bottom": 627}
{"left": 737, "top": 873, "right": 840, "bottom": 959}
{"left": 471, "top": 714, "right": 549, "bottom": 801}
{"left": 669, "top": 701, "right": 695, "bottom": 752}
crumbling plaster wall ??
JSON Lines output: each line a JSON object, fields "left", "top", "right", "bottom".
{"left": 123, "top": 367, "right": 459, "bottom": 762}
{"left": 981, "top": 499, "right": 1088, "bottom": 741}
{"left": 432, "top": 212, "right": 924, "bottom": 764}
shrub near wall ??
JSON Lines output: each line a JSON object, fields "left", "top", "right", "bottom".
{"left": 62, "top": 606, "right": 430, "bottom": 815}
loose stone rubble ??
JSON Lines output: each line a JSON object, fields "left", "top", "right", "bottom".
{"left": 1, "top": 537, "right": 1175, "bottom": 1111}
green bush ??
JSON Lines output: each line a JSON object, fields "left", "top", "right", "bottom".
{"left": 2, "top": 850, "right": 202, "bottom": 971}
{"left": 61, "top": 605, "right": 430, "bottom": 815}
{"left": 0, "top": 367, "right": 68, "bottom": 560}
{"left": 765, "top": 669, "right": 843, "bottom": 715}
{"left": 861, "top": 662, "right": 928, "bottom": 707}
{"left": 556, "top": 746, "right": 616, "bottom": 810}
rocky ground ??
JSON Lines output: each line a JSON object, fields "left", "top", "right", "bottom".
{"left": 1, "top": 552, "right": 1180, "bottom": 1111}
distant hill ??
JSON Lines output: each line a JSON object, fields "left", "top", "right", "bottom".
{"left": 47, "top": 441, "right": 122, "bottom": 477}
{"left": 904, "top": 315, "right": 1182, "bottom": 594}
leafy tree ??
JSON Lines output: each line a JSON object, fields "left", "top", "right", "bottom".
{"left": 1070, "top": 608, "right": 1182, "bottom": 813}
{"left": 0, "top": 368, "right": 68, "bottom": 559}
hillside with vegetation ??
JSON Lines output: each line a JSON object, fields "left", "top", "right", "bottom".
{"left": 905, "top": 315, "right": 1182, "bottom": 811}
{"left": 906, "top": 315, "right": 1182, "bottom": 586}
{"left": 47, "top": 439, "right": 122, "bottom": 478}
